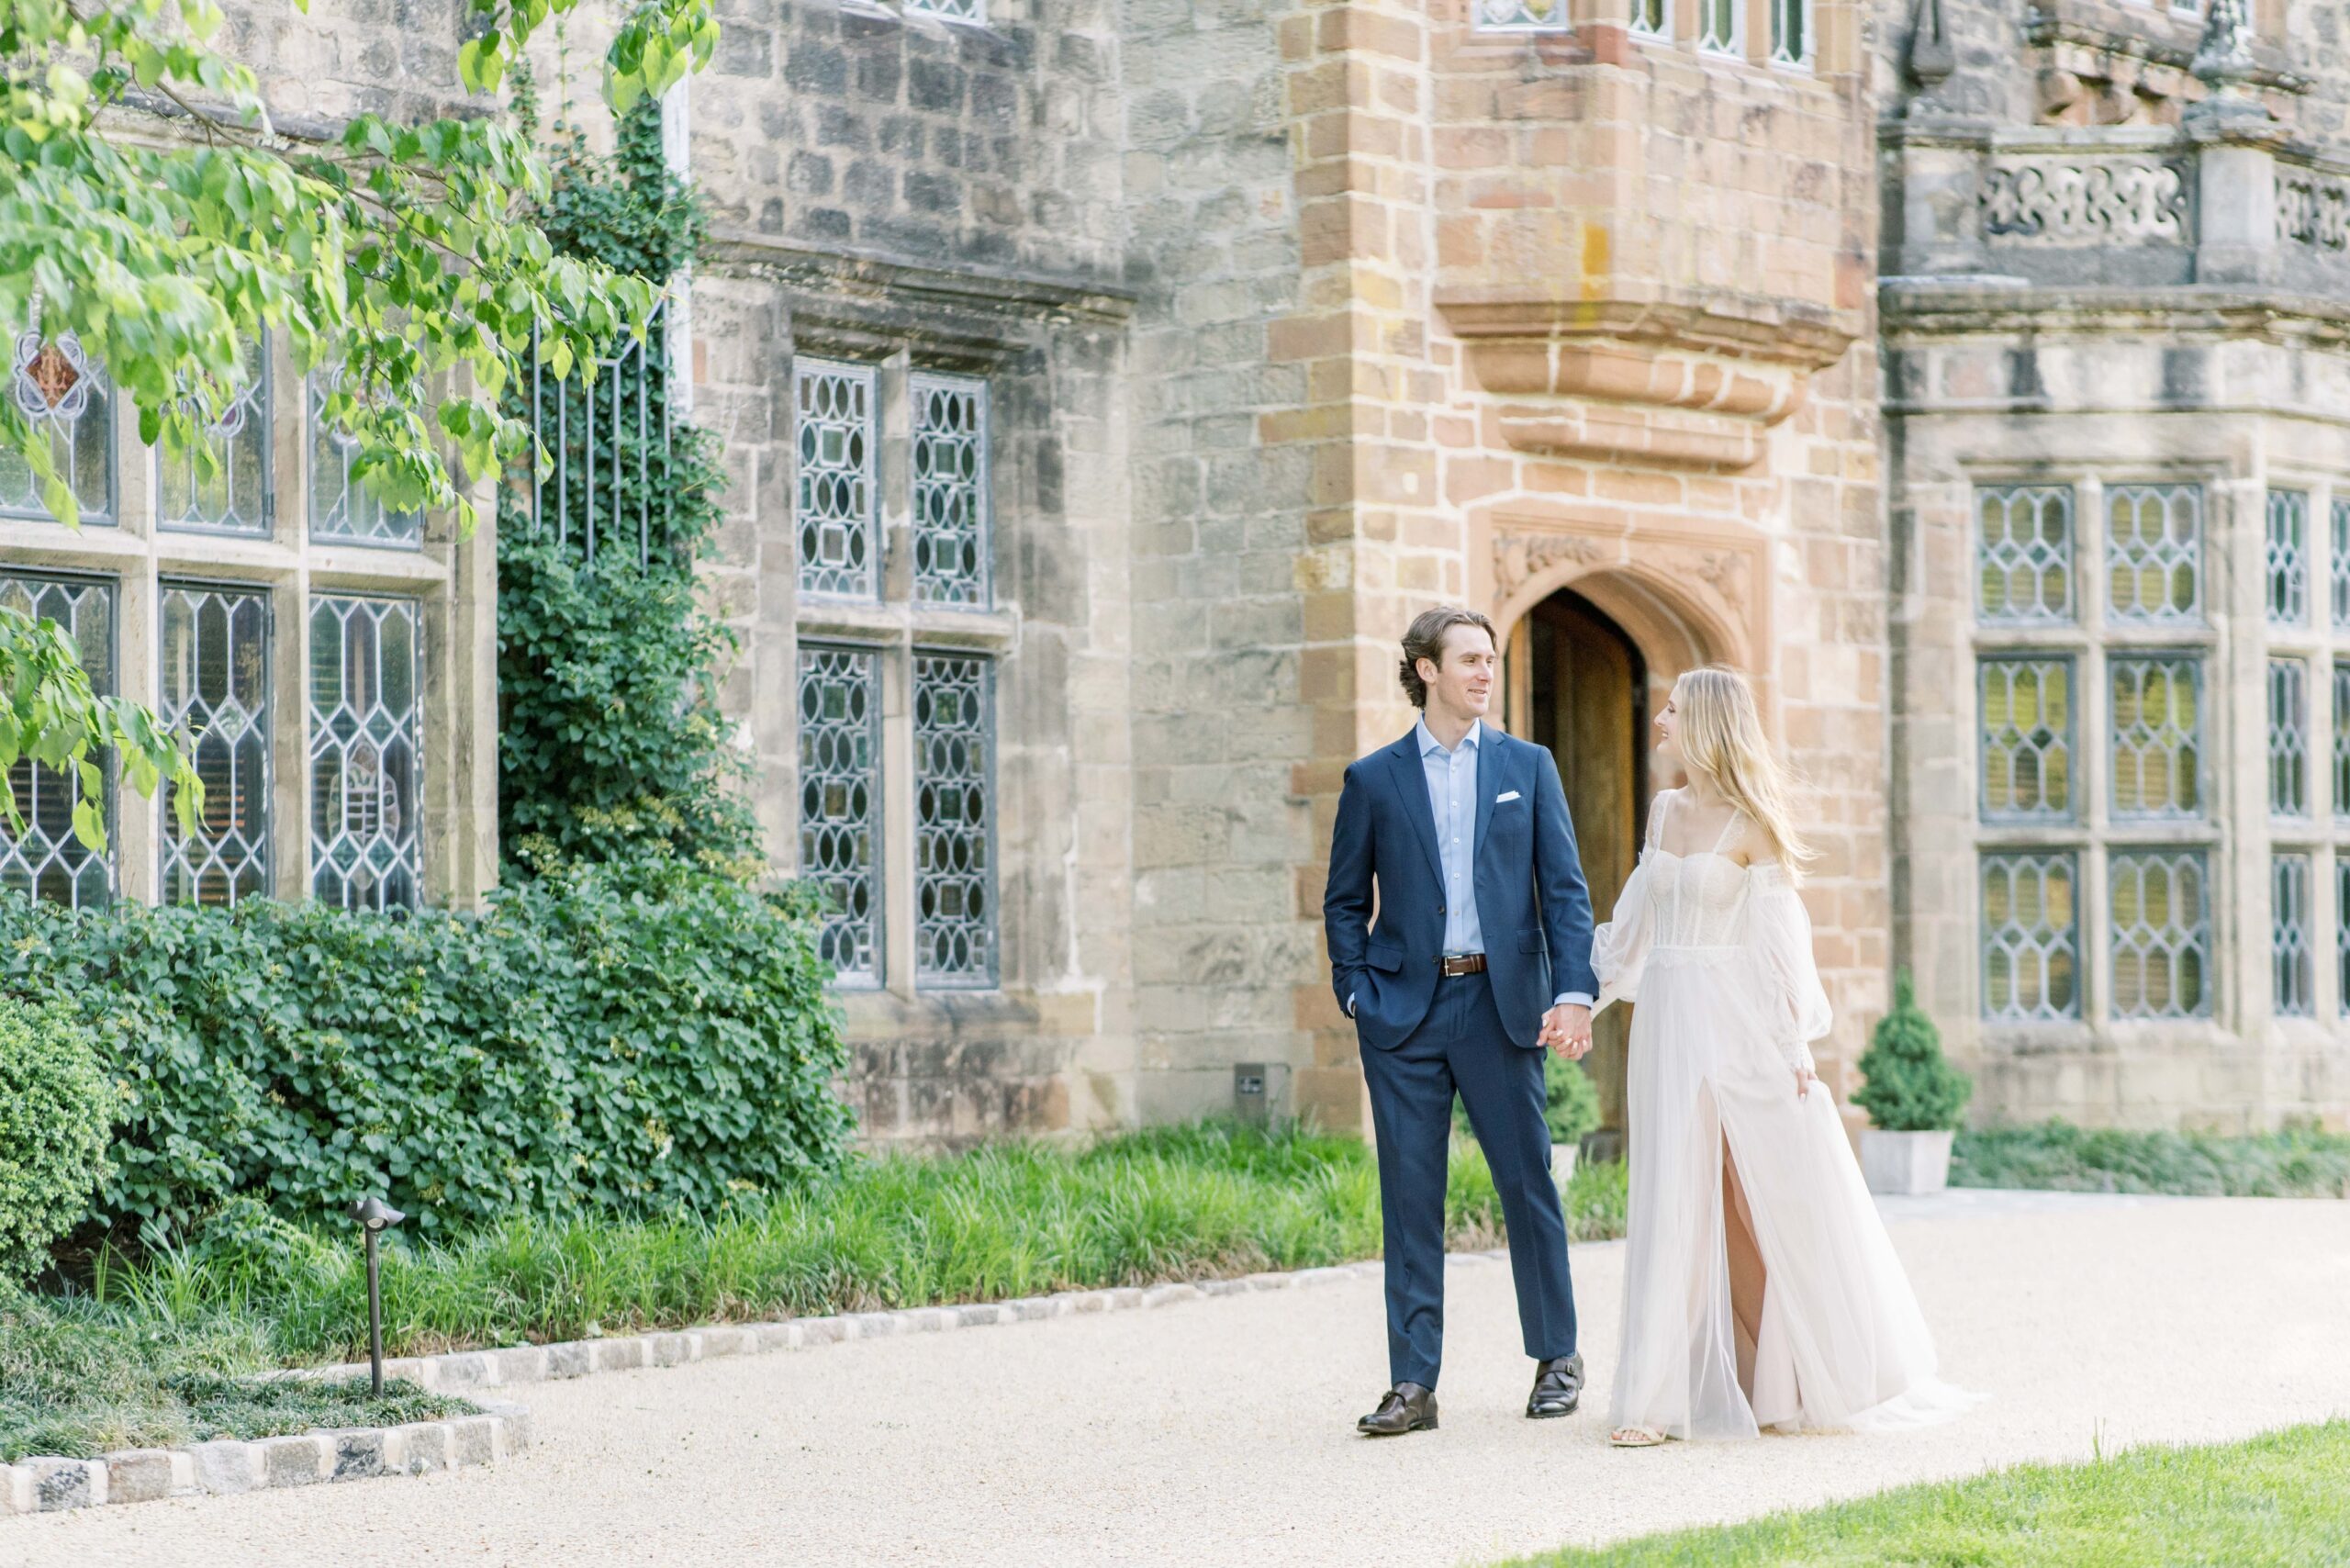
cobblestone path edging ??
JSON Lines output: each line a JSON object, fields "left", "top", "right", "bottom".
{"left": 3, "top": 1251, "right": 1498, "bottom": 1518}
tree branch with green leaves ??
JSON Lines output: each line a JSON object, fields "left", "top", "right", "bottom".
{"left": 0, "top": 0, "right": 717, "bottom": 856}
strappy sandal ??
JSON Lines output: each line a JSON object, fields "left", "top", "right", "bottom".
{"left": 1609, "top": 1425, "right": 1668, "bottom": 1448}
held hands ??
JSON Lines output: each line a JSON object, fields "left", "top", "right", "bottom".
{"left": 1540, "top": 1003, "right": 1594, "bottom": 1060}
{"left": 1794, "top": 1061, "right": 1818, "bottom": 1101}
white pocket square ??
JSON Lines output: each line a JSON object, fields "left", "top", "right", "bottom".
{"left": 1495, "top": 790, "right": 1521, "bottom": 803}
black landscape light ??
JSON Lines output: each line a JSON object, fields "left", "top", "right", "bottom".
{"left": 349, "top": 1197, "right": 406, "bottom": 1396}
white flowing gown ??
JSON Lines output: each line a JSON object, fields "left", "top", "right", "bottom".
{"left": 1593, "top": 790, "right": 1980, "bottom": 1439}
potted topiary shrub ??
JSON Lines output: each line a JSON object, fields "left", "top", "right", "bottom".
{"left": 1852, "top": 969, "right": 1973, "bottom": 1195}
{"left": 1545, "top": 1054, "right": 1603, "bottom": 1185}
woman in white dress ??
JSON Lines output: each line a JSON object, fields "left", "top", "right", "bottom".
{"left": 1591, "top": 666, "right": 1977, "bottom": 1447}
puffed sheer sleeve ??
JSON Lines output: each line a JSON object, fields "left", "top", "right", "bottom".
{"left": 1592, "top": 795, "right": 1668, "bottom": 1016}
{"left": 1748, "top": 864, "right": 1833, "bottom": 1071}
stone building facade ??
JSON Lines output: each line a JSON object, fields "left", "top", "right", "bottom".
{"left": 7, "top": 0, "right": 2346, "bottom": 1142}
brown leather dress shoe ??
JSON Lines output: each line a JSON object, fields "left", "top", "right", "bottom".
{"left": 1357, "top": 1382, "right": 1438, "bottom": 1436}
{"left": 1526, "top": 1353, "right": 1583, "bottom": 1418}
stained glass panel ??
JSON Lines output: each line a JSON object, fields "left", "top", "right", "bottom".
{"left": 308, "top": 597, "right": 423, "bottom": 910}
{"left": 914, "top": 651, "right": 997, "bottom": 987}
{"left": 160, "top": 583, "right": 272, "bottom": 905}
{"left": 797, "top": 645, "right": 881, "bottom": 984}
{"left": 0, "top": 574, "right": 115, "bottom": 906}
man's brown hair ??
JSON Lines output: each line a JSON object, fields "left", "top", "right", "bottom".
{"left": 1398, "top": 606, "right": 1499, "bottom": 710}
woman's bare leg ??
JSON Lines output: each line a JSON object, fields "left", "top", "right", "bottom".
{"left": 1721, "top": 1137, "right": 1766, "bottom": 1402}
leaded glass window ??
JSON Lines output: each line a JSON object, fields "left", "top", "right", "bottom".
{"left": 1473, "top": 0, "right": 1570, "bottom": 28}
{"left": 160, "top": 584, "right": 272, "bottom": 905}
{"left": 2335, "top": 660, "right": 2350, "bottom": 819}
{"left": 2273, "top": 854, "right": 2313, "bottom": 1018}
{"left": 2106, "top": 484, "right": 2201, "bottom": 624}
{"left": 903, "top": 0, "right": 983, "bottom": 18}
{"left": 1979, "top": 657, "right": 2072, "bottom": 822}
{"left": 912, "top": 373, "right": 990, "bottom": 608}
{"left": 1699, "top": 0, "right": 1738, "bottom": 50}
{"left": 1982, "top": 852, "right": 2078, "bottom": 1022}
{"left": 2266, "top": 489, "right": 2309, "bottom": 625}
{"left": 913, "top": 651, "right": 997, "bottom": 987}
{"left": 2, "top": 332, "right": 114, "bottom": 524}
{"left": 2269, "top": 658, "right": 2309, "bottom": 817}
{"left": 2109, "top": 849, "right": 2210, "bottom": 1019}
{"left": 1630, "top": 0, "right": 1668, "bottom": 38}
{"left": 308, "top": 597, "right": 422, "bottom": 910}
{"left": 2333, "top": 499, "right": 2350, "bottom": 627}
{"left": 1976, "top": 485, "right": 2074, "bottom": 625}
{"left": 2110, "top": 655, "right": 2203, "bottom": 820}
{"left": 795, "top": 359, "right": 878, "bottom": 599}
{"left": 1771, "top": 0, "right": 1809, "bottom": 64}
{"left": 2338, "top": 860, "right": 2350, "bottom": 1018}
{"left": 159, "top": 339, "right": 269, "bottom": 536}
{"left": 308, "top": 374, "right": 423, "bottom": 546}
{"left": 797, "top": 645, "right": 881, "bottom": 984}
{"left": 0, "top": 573, "right": 115, "bottom": 906}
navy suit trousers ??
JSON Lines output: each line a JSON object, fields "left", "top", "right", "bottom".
{"left": 1360, "top": 969, "right": 1578, "bottom": 1390}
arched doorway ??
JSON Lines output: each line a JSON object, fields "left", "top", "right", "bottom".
{"left": 1509, "top": 588, "right": 1648, "bottom": 1145}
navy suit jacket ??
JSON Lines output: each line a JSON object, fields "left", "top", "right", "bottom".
{"left": 1323, "top": 724, "right": 1599, "bottom": 1052}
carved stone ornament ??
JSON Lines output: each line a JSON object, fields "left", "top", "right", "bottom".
{"left": 2277, "top": 172, "right": 2350, "bottom": 252}
{"left": 1980, "top": 160, "right": 2191, "bottom": 244}
{"left": 1493, "top": 531, "right": 1605, "bottom": 599}
{"left": 1904, "top": 0, "right": 1954, "bottom": 91}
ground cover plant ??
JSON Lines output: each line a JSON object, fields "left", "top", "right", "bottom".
{"left": 60, "top": 1122, "right": 1628, "bottom": 1366}
{"left": 1953, "top": 1121, "right": 2350, "bottom": 1197}
{"left": 0, "top": 1282, "right": 472, "bottom": 1462}
{"left": 1510, "top": 1419, "right": 2350, "bottom": 1567}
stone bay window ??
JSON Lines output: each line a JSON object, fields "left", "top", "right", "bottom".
{"left": 0, "top": 332, "right": 495, "bottom": 912}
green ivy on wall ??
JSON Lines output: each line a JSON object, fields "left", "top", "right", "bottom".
{"left": 497, "top": 73, "right": 761, "bottom": 879}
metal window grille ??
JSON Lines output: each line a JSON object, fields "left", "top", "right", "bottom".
{"left": 160, "top": 583, "right": 272, "bottom": 906}
{"left": 1981, "top": 851, "right": 2079, "bottom": 1022}
{"left": 795, "top": 359, "right": 878, "bottom": 599}
{"left": 1630, "top": 0, "right": 1667, "bottom": 36}
{"left": 2, "top": 331, "right": 114, "bottom": 524}
{"left": 159, "top": 338, "right": 270, "bottom": 537}
{"left": 2333, "top": 499, "right": 2350, "bottom": 627}
{"left": 308, "top": 597, "right": 423, "bottom": 910}
{"left": 913, "top": 651, "right": 998, "bottom": 987}
{"left": 1770, "top": 0, "right": 1809, "bottom": 63}
{"left": 2266, "top": 489, "right": 2310, "bottom": 625}
{"left": 1699, "top": 0, "right": 1738, "bottom": 51}
{"left": 2109, "top": 654, "right": 2203, "bottom": 820}
{"left": 0, "top": 573, "right": 116, "bottom": 906}
{"left": 797, "top": 645, "right": 883, "bottom": 985}
{"left": 1976, "top": 485, "right": 2074, "bottom": 625}
{"left": 2106, "top": 484, "right": 2202, "bottom": 624}
{"left": 912, "top": 373, "right": 991, "bottom": 609}
{"left": 519, "top": 301, "right": 676, "bottom": 569}
{"left": 1978, "top": 656, "right": 2073, "bottom": 822}
{"left": 2109, "top": 849, "right": 2211, "bottom": 1019}
{"left": 2269, "top": 658, "right": 2309, "bottom": 817}
{"left": 1473, "top": 0, "right": 1572, "bottom": 28}
{"left": 308, "top": 373, "right": 423, "bottom": 546}
{"left": 2273, "top": 854, "right": 2314, "bottom": 1018}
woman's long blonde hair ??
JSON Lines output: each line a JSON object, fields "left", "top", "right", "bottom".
{"left": 1673, "top": 666, "right": 1813, "bottom": 877}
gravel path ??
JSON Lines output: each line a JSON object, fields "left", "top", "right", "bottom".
{"left": 7, "top": 1192, "right": 2349, "bottom": 1568}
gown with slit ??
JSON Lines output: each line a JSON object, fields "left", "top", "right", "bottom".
{"left": 1593, "top": 790, "right": 1982, "bottom": 1439}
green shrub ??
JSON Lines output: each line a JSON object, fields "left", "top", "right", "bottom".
{"left": 1852, "top": 969, "right": 1972, "bottom": 1133}
{"left": 0, "top": 1000, "right": 117, "bottom": 1280}
{"left": 1953, "top": 1120, "right": 2350, "bottom": 1197}
{"left": 0, "top": 862, "right": 853, "bottom": 1243}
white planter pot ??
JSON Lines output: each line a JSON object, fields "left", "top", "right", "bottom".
{"left": 1860, "top": 1128, "right": 1954, "bottom": 1196}
{"left": 1550, "top": 1143, "right": 1579, "bottom": 1185}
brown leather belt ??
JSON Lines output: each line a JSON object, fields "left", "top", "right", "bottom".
{"left": 1437, "top": 953, "right": 1487, "bottom": 978}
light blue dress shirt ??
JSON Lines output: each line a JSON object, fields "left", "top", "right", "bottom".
{"left": 1347, "top": 717, "right": 1592, "bottom": 1018}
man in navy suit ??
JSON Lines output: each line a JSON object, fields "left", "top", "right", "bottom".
{"left": 1323, "top": 605, "right": 1599, "bottom": 1437}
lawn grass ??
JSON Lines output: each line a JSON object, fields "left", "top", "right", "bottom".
{"left": 62, "top": 1121, "right": 1628, "bottom": 1366}
{"left": 1953, "top": 1121, "right": 2350, "bottom": 1198}
{"left": 0, "top": 1284, "right": 474, "bottom": 1462}
{"left": 1511, "top": 1420, "right": 2350, "bottom": 1568}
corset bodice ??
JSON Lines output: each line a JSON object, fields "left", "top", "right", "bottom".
{"left": 1640, "top": 848, "right": 1754, "bottom": 949}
